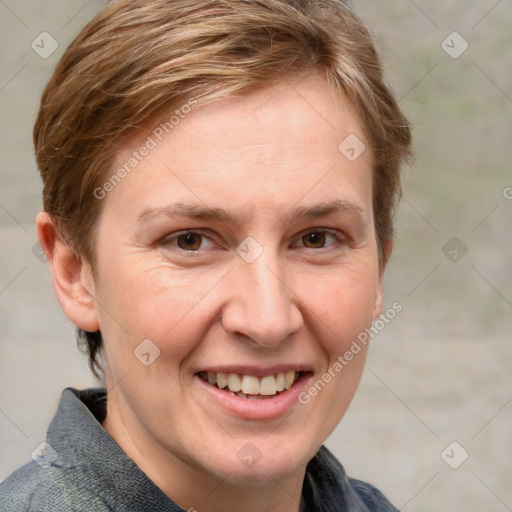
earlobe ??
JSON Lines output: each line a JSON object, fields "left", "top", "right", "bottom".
{"left": 36, "top": 212, "right": 100, "bottom": 333}
{"left": 372, "top": 238, "right": 392, "bottom": 320}
{"left": 372, "top": 281, "right": 384, "bottom": 320}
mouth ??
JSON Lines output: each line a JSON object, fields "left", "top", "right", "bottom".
{"left": 197, "top": 370, "right": 304, "bottom": 400}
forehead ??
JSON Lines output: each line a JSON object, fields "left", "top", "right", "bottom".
{"left": 104, "top": 73, "right": 373, "bottom": 224}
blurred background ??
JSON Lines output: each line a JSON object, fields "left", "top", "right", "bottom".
{"left": 1, "top": 1, "right": 511, "bottom": 509}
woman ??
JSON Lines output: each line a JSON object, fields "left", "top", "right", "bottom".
{"left": 0, "top": 0, "right": 412, "bottom": 510}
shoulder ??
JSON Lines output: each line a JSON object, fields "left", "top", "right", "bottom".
{"left": 0, "top": 388, "right": 179, "bottom": 512}
{"left": 0, "top": 461, "right": 110, "bottom": 512}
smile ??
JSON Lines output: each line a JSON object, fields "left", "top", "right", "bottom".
{"left": 197, "top": 371, "right": 303, "bottom": 399}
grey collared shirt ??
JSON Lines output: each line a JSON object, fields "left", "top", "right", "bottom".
{"left": 0, "top": 388, "right": 399, "bottom": 511}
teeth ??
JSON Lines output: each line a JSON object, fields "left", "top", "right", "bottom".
{"left": 275, "top": 372, "right": 285, "bottom": 392}
{"left": 227, "top": 373, "right": 242, "bottom": 392}
{"left": 201, "top": 370, "right": 301, "bottom": 397}
{"left": 241, "top": 375, "right": 260, "bottom": 395}
{"left": 259, "top": 375, "right": 276, "bottom": 395}
{"left": 217, "top": 372, "right": 228, "bottom": 389}
{"left": 284, "top": 370, "right": 295, "bottom": 390}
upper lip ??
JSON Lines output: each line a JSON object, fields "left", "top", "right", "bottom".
{"left": 195, "top": 364, "right": 314, "bottom": 377}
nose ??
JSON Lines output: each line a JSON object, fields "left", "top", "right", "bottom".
{"left": 221, "top": 250, "right": 304, "bottom": 348}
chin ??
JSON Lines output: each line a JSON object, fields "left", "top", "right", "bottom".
{"left": 204, "top": 436, "right": 316, "bottom": 485}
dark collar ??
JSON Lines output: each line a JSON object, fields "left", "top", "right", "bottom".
{"left": 48, "top": 388, "right": 182, "bottom": 511}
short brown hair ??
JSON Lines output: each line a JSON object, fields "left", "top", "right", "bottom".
{"left": 34, "top": 0, "right": 413, "bottom": 378}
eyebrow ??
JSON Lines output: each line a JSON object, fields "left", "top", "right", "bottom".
{"left": 136, "top": 199, "right": 365, "bottom": 227}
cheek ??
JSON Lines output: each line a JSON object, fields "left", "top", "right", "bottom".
{"left": 296, "top": 269, "right": 375, "bottom": 439}
{"left": 95, "top": 260, "right": 225, "bottom": 360}
{"left": 300, "top": 263, "right": 379, "bottom": 342}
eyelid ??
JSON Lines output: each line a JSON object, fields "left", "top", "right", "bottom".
{"left": 159, "top": 229, "right": 216, "bottom": 251}
{"left": 158, "top": 227, "right": 347, "bottom": 253}
{"left": 293, "top": 228, "right": 347, "bottom": 248}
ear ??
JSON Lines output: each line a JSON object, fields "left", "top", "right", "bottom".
{"left": 36, "top": 212, "right": 99, "bottom": 332}
{"left": 372, "top": 237, "right": 392, "bottom": 320}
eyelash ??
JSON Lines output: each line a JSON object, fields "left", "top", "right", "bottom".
{"left": 159, "top": 229, "right": 346, "bottom": 253}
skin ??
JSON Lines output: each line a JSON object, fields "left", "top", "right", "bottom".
{"left": 38, "top": 73, "right": 389, "bottom": 512}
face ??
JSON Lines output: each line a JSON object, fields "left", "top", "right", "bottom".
{"left": 86, "top": 74, "right": 384, "bottom": 497}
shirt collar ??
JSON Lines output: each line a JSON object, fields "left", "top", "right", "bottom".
{"left": 47, "top": 387, "right": 182, "bottom": 511}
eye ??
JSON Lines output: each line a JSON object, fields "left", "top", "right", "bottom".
{"left": 161, "top": 231, "right": 215, "bottom": 252}
{"left": 297, "top": 230, "right": 341, "bottom": 249}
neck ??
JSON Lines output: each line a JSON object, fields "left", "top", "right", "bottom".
{"left": 102, "top": 397, "right": 307, "bottom": 512}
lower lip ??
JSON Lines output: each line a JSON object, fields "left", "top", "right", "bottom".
{"left": 194, "top": 373, "right": 312, "bottom": 420}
